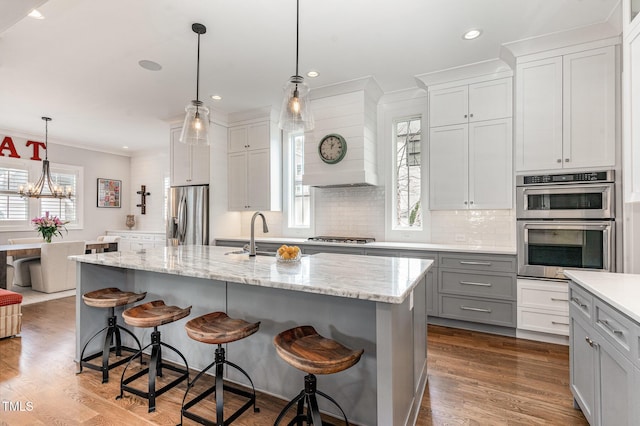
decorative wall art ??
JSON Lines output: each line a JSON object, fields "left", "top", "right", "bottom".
{"left": 97, "top": 178, "right": 121, "bottom": 208}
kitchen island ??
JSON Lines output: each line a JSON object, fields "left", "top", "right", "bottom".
{"left": 72, "top": 245, "right": 433, "bottom": 425}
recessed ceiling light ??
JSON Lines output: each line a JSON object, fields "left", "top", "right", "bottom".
{"left": 307, "top": 71, "right": 319, "bottom": 78}
{"left": 462, "top": 29, "right": 482, "bottom": 40}
{"left": 138, "top": 60, "right": 162, "bottom": 71}
{"left": 28, "top": 9, "right": 44, "bottom": 19}
{"left": 123, "top": 146, "right": 129, "bottom": 149}
{"left": 211, "top": 95, "right": 222, "bottom": 101}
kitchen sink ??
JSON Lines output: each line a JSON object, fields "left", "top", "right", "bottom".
{"left": 224, "top": 250, "right": 275, "bottom": 257}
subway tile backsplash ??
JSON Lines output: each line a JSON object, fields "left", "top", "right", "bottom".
{"left": 313, "top": 187, "right": 515, "bottom": 248}
{"left": 314, "top": 186, "right": 386, "bottom": 240}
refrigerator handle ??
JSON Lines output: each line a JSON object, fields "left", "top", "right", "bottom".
{"left": 178, "top": 192, "right": 187, "bottom": 243}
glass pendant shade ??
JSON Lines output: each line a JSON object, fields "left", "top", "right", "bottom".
{"left": 278, "top": 75, "right": 314, "bottom": 132}
{"left": 180, "top": 100, "right": 210, "bottom": 145}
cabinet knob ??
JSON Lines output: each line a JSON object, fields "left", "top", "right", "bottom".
{"left": 565, "top": 158, "right": 570, "bottom": 162}
{"left": 557, "top": 159, "right": 562, "bottom": 163}
{"left": 469, "top": 113, "right": 474, "bottom": 118}
{"left": 469, "top": 201, "right": 474, "bottom": 205}
{"left": 464, "top": 201, "right": 468, "bottom": 205}
{"left": 464, "top": 114, "right": 468, "bottom": 118}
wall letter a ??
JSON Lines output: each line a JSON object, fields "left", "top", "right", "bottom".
{"left": 0, "top": 137, "right": 20, "bottom": 158}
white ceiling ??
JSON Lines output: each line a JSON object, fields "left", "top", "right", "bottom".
{"left": 0, "top": 0, "right": 620, "bottom": 155}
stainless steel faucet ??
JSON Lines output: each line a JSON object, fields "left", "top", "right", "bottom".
{"left": 249, "top": 211, "right": 269, "bottom": 256}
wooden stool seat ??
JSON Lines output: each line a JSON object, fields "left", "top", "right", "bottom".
{"left": 82, "top": 287, "right": 146, "bottom": 308}
{"left": 185, "top": 312, "right": 260, "bottom": 344}
{"left": 274, "top": 325, "right": 364, "bottom": 375}
{"left": 122, "top": 300, "right": 191, "bottom": 328}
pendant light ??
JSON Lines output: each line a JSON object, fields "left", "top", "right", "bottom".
{"left": 18, "top": 117, "right": 73, "bottom": 199}
{"left": 278, "top": 0, "right": 314, "bottom": 132}
{"left": 180, "top": 23, "right": 210, "bottom": 145}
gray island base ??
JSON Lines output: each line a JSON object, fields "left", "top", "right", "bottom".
{"left": 72, "top": 246, "right": 433, "bottom": 425}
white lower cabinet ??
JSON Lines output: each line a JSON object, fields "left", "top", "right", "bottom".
{"left": 105, "top": 231, "right": 166, "bottom": 252}
{"left": 569, "top": 281, "right": 639, "bottom": 425}
{"left": 517, "top": 279, "right": 569, "bottom": 336}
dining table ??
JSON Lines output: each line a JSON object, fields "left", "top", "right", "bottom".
{"left": 0, "top": 240, "right": 116, "bottom": 289}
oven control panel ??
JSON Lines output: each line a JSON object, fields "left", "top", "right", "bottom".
{"left": 518, "top": 170, "right": 614, "bottom": 186}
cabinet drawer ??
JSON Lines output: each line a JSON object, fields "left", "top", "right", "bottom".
{"left": 569, "top": 283, "right": 593, "bottom": 321}
{"left": 439, "top": 253, "right": 516, "bottom": 273}
{"left": 518, "top": 279, "right": 569, "bottom": 313}
{"left": 517, "top": 308, "right": 570, "bottom": 336}
{"left": 439, "top": 295, "right": 515, "bottom": 327}
{"left": 440, "top": 270, "right": 515, "bottom": 300}
{"left": 594, "top": 299, "right": 634, "bottom": 359}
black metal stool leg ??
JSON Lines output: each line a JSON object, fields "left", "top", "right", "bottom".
{"left": 216, "top": 350, "right": 224, "bottom": 426}
{"left": 148, "top": 331, "right": 161, "bottom": 412}
{"left": 316, "top": 390, "right": 350, "bottom": 425}
{"left": 77, "top": 324, "right": 109, "bottom": 374}
{"left": 274, "top": 389, "right": 306, "bottom": 426}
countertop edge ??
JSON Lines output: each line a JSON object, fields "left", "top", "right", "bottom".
{"left": 565, "top": 270, "right": 640, "bottom": 324}
{"left": 213, "top": 237, "right": 516, "bottom": 255}
{"left": 71, "top": 250, "right": 434, "bottom": 305}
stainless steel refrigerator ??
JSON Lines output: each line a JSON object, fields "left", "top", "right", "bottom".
{"left": 167, "top": 185, "right": 209, "bottom": 245}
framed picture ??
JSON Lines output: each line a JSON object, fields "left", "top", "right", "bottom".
{"left": 97, "top": 178, "right": 121, "bottom": 208}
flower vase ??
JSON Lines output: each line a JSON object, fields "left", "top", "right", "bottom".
{"left": 126, "top": 215, "right": 135, "bottom": 230}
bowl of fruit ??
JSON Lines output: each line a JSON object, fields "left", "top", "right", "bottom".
{"left": 276, "top": 245, "right": 301, "bottom": 263}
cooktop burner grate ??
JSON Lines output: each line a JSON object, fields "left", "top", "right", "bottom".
{"left": 307, "top": 236, "right": 375, "bottom": 244}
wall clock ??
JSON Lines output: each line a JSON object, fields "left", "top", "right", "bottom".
{"left": 318, "top": 134, "right": 347, "bottom": 164}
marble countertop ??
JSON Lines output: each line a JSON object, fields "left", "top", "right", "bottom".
{"left": 214, "top": 237, "right": 516, "bottom": 255}
{"left": 71, "top": 245, "right": 433, "bottom": 304}
{"left": 565, "top": 270, "right": 640, "bottom": 323}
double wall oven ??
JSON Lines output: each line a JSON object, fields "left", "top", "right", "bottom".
{"left": 516, "top": 170, "right": 615, "bottom": 280}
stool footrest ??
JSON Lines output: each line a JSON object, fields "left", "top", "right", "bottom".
{"left": 182, "top": 383, "right": 256, "bottom": 426}
{"left": 80, "top": 345, "right": 141, "bottom": 372}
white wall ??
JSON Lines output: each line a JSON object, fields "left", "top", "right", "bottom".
{"left": 128, "top": 149, "right": 169, "bottom": 232}
{"left": 0, "top": 131, "right": 131, "bottom": 243}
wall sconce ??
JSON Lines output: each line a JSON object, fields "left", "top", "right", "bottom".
{"left": 136, "top": 185, "right": 150, "bottom": 214}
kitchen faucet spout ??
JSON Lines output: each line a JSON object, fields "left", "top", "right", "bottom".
{"left": 249, "top": 211, "right": 269, "bottom": 256}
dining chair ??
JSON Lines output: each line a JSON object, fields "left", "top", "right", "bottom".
{"left": 7, "top": 238, "right": 44, "bottom": 287}
{"left": 29, "top": 241, "right": 86, "bottom": 293}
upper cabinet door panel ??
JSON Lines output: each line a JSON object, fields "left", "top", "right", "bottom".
{"left": 515, "top": 57, "right": 563, "bottom": 171}
{"left": 562, "top": 46, "right": 616, "bottom": 169}
{"left": 228, "top": 127, "right": 248, "bottom": 153}
{"left": 429, "top": 85, "right": 469, "bottom": 127}
{"left": 429, "top": 124, "right": 469, "bottom": 210}
{"left": 468, "top": 118, "right": 513, "bottom": 210}
{"left": 468, "top": 78, "right": 513, "bottom": 123}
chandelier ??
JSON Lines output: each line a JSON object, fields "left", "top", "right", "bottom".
{"left": 18, "top": 117, "right": 73, "bottom": 199}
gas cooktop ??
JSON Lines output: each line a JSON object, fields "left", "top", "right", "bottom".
{"left": 307, "top": 236, "right": 375, "bottom": 244}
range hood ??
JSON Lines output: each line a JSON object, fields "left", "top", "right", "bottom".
{"left": 302, "top": 77, "right": 382, "bottom": 187}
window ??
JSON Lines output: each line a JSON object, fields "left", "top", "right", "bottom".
{"left": 40, "top": 168, "right": 78, "bottom": 222}
{"left": 0, "top": 165, "right": 28, "bottom": 221}
{"left": 288, "top": 133, "right": 310, "bottom": 228}
{"left": 394, "top": 117, "right": 422, "bottom": 228}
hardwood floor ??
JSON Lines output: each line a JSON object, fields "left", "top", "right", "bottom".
{"left": 0, "top": 297, "right": 588, "bottom": 425}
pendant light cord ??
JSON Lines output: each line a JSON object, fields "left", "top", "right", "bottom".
{"left": 196, "top": 31, "right": 201, "bottom": 103}
{"left": 43, "top": 117, "right": 49, "bottom": 161}
{"left": 295, "top": 0, "right": 299, "bottom": 77}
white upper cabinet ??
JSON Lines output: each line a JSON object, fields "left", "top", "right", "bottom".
{"left": 515, "top": 46, "right": 616, "bottom": 172}
{"left": 428, "top": 76, "right": 513, "bottom": 211}
{"left": 170, "top": 126, "right": 210, "bottom": 186}
{"left": 624, "top": 5, "right": 640, "bottom": 202}
{"left": 429, "top": 119, "right": 512, "bottom": 210}
{"left": 515, "top": 57, "right": 563, "bottom": 171}
{"left": 429, "top": 77, "right": 512, "bottom": 127}
{"left": 227, "top": 119, "right": 281, "bottom": 211}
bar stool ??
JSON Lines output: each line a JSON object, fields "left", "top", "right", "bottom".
{"left": 116, "top": 300, "right": 191, "bottom": 413}
{"left": 273, "top": 326, "right": 364, "bottom": 426}
{"left": 77, "top": 287, "right": 147, "bottom": 383}
{"left": 179, "top": 311, "right": 260, "bottom": 426}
